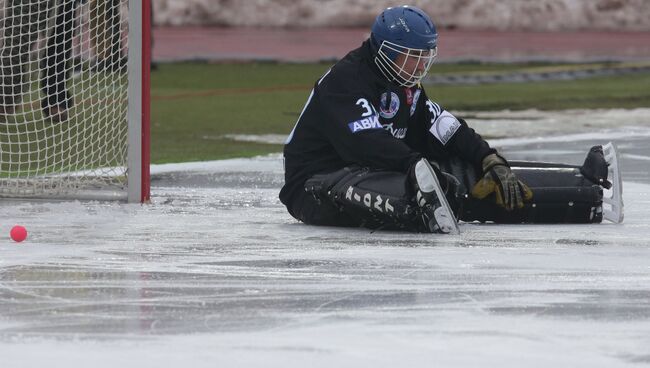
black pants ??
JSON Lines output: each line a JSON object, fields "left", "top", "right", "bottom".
{"left": 40, "top": 0, "right": 77, "bottom": 111}
{"left": 1, "top": 0, "right": 51, "bottom": 109}
{"left": 0, "top": 0, "right": 122, "bottom": 112}
{"left": 41, "top": 0, "right": 122, "bottom": 110}
{"left": 289, "top": 158, "right": 605, "bottom": 232}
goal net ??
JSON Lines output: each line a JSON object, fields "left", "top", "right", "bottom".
{"left": 0, "top": 0, "right": 149, "bottom": 202}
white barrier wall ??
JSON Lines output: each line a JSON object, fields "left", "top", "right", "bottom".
{"left": 152, "top": 0, "right": 649, "bottom": 31}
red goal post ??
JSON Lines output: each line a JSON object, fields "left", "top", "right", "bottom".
{"left": 129, "top": 0, "right": 151, "bottom": 203}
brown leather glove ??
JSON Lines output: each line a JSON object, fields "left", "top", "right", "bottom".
{"left": 471, "top": 153, "right": 533, "bottom": 211}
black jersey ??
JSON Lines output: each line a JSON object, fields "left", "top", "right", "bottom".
{"left": 279, "top": 40, "right": 495, "bottom": 208}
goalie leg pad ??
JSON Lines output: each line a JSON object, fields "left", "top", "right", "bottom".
{"left": 462, "top": 165, "right": 604, "bottom": 224}
{"left": 303, "top": 167, "right": 422, "bottom": 231}
{"left": 438, "top": 147, "right": 612, "bottom": 224}
{"left": 462, "top": 184, "right": 603, "bottom": 224}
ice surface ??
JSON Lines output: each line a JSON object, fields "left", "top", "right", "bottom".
{"left": 1, "top": 127, "right": 650, "bottom": 367}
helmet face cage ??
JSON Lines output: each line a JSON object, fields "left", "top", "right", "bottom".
{"left": 374, "top": 40, "right": 437, "bottom": 87}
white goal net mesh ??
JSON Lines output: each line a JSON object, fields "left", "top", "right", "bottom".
{"left": 0, "top": 0, "right": 131, "bottom": 200}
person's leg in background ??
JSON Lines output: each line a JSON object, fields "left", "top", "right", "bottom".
{"left": 40, "top": 0, "right": 75, "bottom": 122}
{"left": 1, "top": 0, "right": 51, "bottom": 119}
{"left": 90, "top": 0, "right": 123, "bottom": 72}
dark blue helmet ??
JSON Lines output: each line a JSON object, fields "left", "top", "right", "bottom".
{"left": 371, "top": 6, "right": 438, "bottom": 58}
{"left": 370, "top": 6, "right": 439, "bottom": 86}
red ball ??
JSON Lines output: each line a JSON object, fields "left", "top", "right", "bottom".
{"left": 10, "top": 225, "right": 27, "bottom": 243}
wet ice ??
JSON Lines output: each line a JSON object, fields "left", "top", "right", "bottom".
{"left": 1, "top": 125, "right": 650, "bottom": 367}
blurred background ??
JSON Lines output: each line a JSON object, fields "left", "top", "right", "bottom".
{"left": 153, "top": 0, "right": 650, "bottom": 30}
{"left": 148, "top": 0, "right": 650, "bottom": 164}
{"left": 152, "top": 0, "right": 650, "bottom": 62}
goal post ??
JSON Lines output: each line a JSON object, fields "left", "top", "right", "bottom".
{"left": 0, "top": 0, "right": 151, "bottom": 203}
{"left": 127, "top": 0, "right": 151, "bottom": 203}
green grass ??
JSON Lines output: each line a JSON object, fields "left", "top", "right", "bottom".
{"left": 151, "top": 61, "right": 650, "bottom": 163}
{"left": 1, "top": 69, "right": 129, "bottom": 177}
{"left": 3, "top": 61, "right": 649, "bottom": 174}
{"left": 425, "top": 73, "right": 650, "bottom": 111}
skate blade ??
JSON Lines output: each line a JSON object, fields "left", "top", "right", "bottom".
{"left": 434, "top": 206, "right": 459, "bottom": 234}
{"left": 602, "top": 142, "right": 624, "bottom": 223}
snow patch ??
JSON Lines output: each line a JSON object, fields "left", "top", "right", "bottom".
{"left": 153, "top": 0, "right": 650, "bottom": 31}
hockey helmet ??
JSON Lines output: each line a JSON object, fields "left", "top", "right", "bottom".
{"left": 370, "top": 6, "right": 438, "bottom": 87}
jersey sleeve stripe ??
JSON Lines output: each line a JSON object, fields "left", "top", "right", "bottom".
{"left": 431, "top": 101, "right": 441, "bottom": 116}
{"left": 285, "top": 69, "right": 332, "bottom": 144}
{"left": 285, "top": 88, "right": 315, "bottom": 144}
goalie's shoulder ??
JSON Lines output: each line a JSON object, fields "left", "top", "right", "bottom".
{"left": 416, "top": 89, "right": 447, "bottom": 118}
{"left": 317, "top": 66, "right": 375, "bottom": 103}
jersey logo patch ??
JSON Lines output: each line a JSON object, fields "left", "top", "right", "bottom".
{"left": 348, "top": 115, "right": 382, "bottom": 133}
{"left": 379, "top": 92, "right": 400, "bottom": 119}
{"left": 410, "top": 89, "right": 421, "bottom": 116}
{"left": 430, "top": 110, "right": 461, "bottom": 145}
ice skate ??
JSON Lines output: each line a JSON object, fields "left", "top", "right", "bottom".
{"left": 602, "top": 142, "right": 624, "bottom": 223}
{"left": 413, "top": 159, "right": 460, "bottom": 234}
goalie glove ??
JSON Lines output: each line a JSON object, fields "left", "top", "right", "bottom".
{"left": 471, "top": 153, "right": 533, "bottom": 211}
